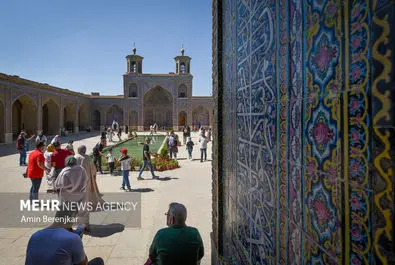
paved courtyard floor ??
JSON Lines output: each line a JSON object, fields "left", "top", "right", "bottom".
{"left": 0, "top": 132, "right": 212, "bottom": 265}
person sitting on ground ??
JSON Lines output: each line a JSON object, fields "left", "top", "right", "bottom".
{"left": 25, "top": 209, "right": 104, "bottom": 265}
{"left": 147, "top": 202, "right": 204, "bottom": 265}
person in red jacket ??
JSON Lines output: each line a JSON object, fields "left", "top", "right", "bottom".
{"left": 27, "top": 141, "right": 46, "bottom": 201}
{"left": 50, "top": 142, "right": 73, "bottom": 181}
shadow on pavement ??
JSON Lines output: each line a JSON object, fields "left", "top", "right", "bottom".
{"left": 147, "top": 176, "right": 179, "bottom": 181}
{"left": 131, "top": 188, "right": 154, "bottom": 192}
{"left": 87, "top": 223, "right": 125, "bottom": 237}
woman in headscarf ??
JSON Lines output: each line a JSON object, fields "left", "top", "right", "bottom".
{"left": 44, "top": 144, "right": 55, "bottom": 187}
{"left": 50, "top": 135, "right": 60, "bottom": 145}
{"left": 75, "top": 145, "right": 104, "bottom": 208}
{"left": 54, "top": 156, "right": 89, "bottom": 225}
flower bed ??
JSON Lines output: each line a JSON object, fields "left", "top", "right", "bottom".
{"left": 151, "top": 146, "right": 180, "bottom": 171}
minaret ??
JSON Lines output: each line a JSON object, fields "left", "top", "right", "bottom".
{"left": 174, "top": 46, "right": 191, "bottom": 74}
{"left": 126, "top": 45, "right": 143, "bottom": 74}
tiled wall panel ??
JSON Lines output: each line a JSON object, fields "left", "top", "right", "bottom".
{"left": 213, "top": 0, "right": 395, "bottom": 264}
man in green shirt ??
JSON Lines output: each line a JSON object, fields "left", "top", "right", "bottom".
{"left": 148, "top": 202, "right": 204, "bottom": 265}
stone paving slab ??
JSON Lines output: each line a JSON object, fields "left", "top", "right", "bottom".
{"left": 0, "top": 132, "right": 212, "bottom": 265}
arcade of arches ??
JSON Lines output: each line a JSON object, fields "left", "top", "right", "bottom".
{"left": 0, "top": 45, "right": 213, "bottom": 143}
{"left": 0, "top": 100, "right": 4, "bottom": 143}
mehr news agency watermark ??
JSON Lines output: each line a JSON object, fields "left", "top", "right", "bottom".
{"left": 19, "top": 199, "right": 139, "bottom": 224}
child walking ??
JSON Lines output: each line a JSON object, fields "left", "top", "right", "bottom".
{"left": 106, "top": 149, "right": 115, "bottom": 175}
{"left": 119, "top": 148, "right": 132, "bottom": 191}
{"left": 186, "top": 137, "right": 194, "bottom": 160}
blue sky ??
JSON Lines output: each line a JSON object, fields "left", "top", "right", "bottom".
{"left": 0, "top": 0, "right": 212, "bottom": 96}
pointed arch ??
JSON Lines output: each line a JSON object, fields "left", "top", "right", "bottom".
{"left": 63, "top": 102, "right": 76, "bottom": 133}
{"left": 143, "top": 86, "right": 173, "bottom": 130}
{"left": 192, "top": 105, "right": 210, "bottom": 127}
{"left": 106, "top": 105, "right": 124, "bottom": 126}
{"left": 179, "top": 111, "right": 187, "bottom": 127}
{"left": 12, "top": 95, "right": 37, "bottom": 135}
{"left": 42, "top": 99, "right": 60, "bottom": 135}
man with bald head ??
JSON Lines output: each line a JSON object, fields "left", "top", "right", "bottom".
{"left": 148, "top": 202, "right": 204, "bottom": 265}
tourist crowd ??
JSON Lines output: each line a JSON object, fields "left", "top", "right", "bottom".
{"left": 20, "top": 122, "right": 209, "bottom": 265}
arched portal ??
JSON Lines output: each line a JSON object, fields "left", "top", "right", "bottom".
{"left": 78, "top": 104, "right": 89, "bottom": 131}
{"left": 179, "top": 111, "right": 187, "bottom": 127}
{"left": 192, "top": 105, "right": 209, "bottom": 128}
{"left": 106, "top": 105, "right": 123, "bottom": 126}
{"left": 63, "top": 102, "right": 76, "bottom": 133}
{"left": 42, "top": 99, "right": 60, "bottom": 135}
{"left": 0, "top": 100, "right": 4, "bottom": 143}
{"left": 129, "top": 110, "right": 138, "bottom": 130}
{"left": 143, "top": 86, "right": 173, "bottom": 130}
{"left": 12, "top": 95, "right": 37, "bottom": 136}
{"left": 92, "top": 110, "right": 101, "bottom": 130}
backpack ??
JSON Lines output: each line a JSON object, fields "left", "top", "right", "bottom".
{"left": 168, "top": 136, "right": 176, "bottom": 147}
{"left": 16, "top": 137, "right": 24, "bottom": 150}
{"left": 93, "top": 143, "right": 100, "bottom": 155}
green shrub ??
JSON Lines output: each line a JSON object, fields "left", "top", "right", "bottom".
{"left": 160, "top": 145, "right": 169, "bottom": 159}
{"left": 130, "top": 157, "right": 142, "bottom": 168}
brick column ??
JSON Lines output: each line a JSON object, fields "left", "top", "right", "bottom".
{"left": 36, "top": 96, "right": 42, "bottom": 135}
{"left": 173, "top": 92, "right": 178, "bottom": 131}
{"left": 138, "top": 99, "right": 144, "bottom": 131}
{"left": 4, "top": 87, "right": 13, "bottom": 143}
{"left": 74, "top": 106, "right": 79, "bottom": 133}
{"left": 59, "top": 99, "right": 64, "bottom": 134}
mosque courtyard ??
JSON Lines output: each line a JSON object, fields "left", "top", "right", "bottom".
{"left": 0, "top": 132, "right": 212, "bottom": 265}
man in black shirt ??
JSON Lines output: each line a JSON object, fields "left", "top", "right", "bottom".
{"left": 93, "top": 139, "right": 105, "bottom": 174}
{"left": 137, "top": 138, "right": 158, "bottom": 180}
